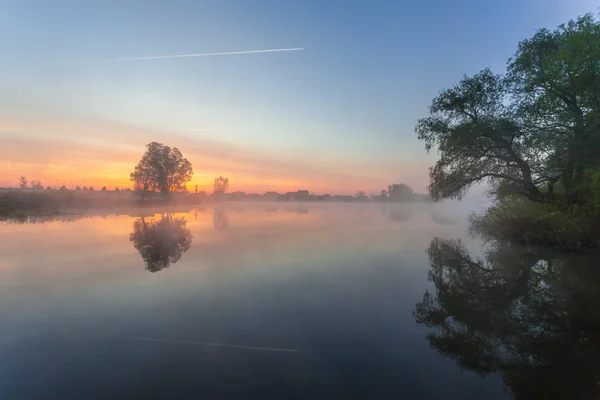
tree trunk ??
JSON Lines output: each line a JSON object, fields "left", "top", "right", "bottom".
{"left": 498, "top": 137, "right": 542, "bottom": 203}
{"left": 517, "top": 158, "right": 543, "bottom": 203}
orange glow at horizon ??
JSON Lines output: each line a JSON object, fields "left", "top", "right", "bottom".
{"left": 0, "top": 114, "right": 431, "bottom": 194}
{"left": 0, "top": 162, "right": 348, "bottom": 194}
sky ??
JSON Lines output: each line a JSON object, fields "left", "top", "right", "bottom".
{"left": 0, "top": 0, "right": 597, "bottom": 194}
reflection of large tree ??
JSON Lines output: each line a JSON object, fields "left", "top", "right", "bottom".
{"left": 129, "top": 214, "right": 193, "bottom": 272}
{"left": 387, "top": 206, "right": 412, "bottom": 222}
{"left": 414, "top": 238, "right": 600, "bottom": 399}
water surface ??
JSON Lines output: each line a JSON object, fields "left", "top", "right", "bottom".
{"left": 1, "top": 203, "right": 597, "bottom": 399}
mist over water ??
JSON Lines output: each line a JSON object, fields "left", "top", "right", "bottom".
{"left": 0, "top": 202, "right": 594, "bottom": 399}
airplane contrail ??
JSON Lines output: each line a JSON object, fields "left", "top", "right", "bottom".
{"left": 112, "top": 47, "right": 304, "bottom": 61}
{"left": 92, "top": 335, "right": 301, "bottom": 352}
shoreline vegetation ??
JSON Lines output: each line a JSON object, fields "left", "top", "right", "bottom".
{"left": 2, "top": 144, "right": 431, "bottom": 219}
{"left": 0, "top": 182, "right": 432, "bottom": 220}
{"left": 416, "top": 12, "right": 600, "bottom": 252}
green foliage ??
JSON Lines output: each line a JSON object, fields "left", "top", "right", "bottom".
{"left": 414, "top": 236, "right": 600, "bottom": 398}
{"left": 415, "top": 69, "right": 545, "bottom": 202}
{"left": 506, "top": 13, "right": 600, "bottom": 196}
{"left": 590, "top": 170, "right": 600, "bottom": 209}
{"left": 416, "top": 12, "right": 600, "bottom": 249}
{"left": 469, "top": 196, "right": 600, "bottom": 251}
{"left": 417, "top": 13, "right": 600, "bottom": 205}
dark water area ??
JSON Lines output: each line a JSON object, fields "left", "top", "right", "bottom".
{"left": 1, "top": 203, "right": 598, "bottom": 399}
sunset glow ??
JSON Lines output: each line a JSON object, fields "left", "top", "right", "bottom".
{"left": 0, "top": 111, "right": 432, "bottom": 194}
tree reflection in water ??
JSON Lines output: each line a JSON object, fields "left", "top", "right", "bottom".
{"left": 413, "top": 237, "right": 600, "bottom": 399}
{"left": 1, "top": 214, "right": 86, "bottom": 224}
{"left": 212, "top": 208, "right": 229, "bottom": 231}
{"left": 129, "top": 214, "right": 193, "bottom": 273}
{"left": 387, "top": 206, "right": 412, "bottom": 222}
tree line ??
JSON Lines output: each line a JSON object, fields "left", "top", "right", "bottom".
{"left": 16, "top": 176, "right": 121, "bottom": 192}
{"left": 129, "top": 141, "right": 426, "bottom": 202}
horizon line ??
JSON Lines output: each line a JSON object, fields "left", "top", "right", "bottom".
{"left": 112, "top": 47, "right": 305, "bottom": 61}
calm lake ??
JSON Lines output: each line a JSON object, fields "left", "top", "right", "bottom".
{"left": 1, "top": 203, "right": 598, "bottom": 399}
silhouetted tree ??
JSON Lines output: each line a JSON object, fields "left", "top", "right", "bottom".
{"left": 388, "top": 183, "right": 414, "bottom": 202}
{"left": 101, "top": 186, "right": 107, "bottom": 192}
{"left": 82, "top": 186, "right": 89, "bottom": 191}
{"left": 355, "top": 190, "right": 367, "bottom": 200}
{"left": 30, "top": 180, "right": 43, "bottom": 190}
{"left": 75, "top": 185, "right": 81, "bottom": 191}
{"left": 130, "top": 142, "right": 193, "bottom": 201}
{"left": 46, "top": 186, "right": 52, "bottom": 191}
{"left": 129, "top": 214, "right": 193, "bottom": 273}
{"left": 414, "top": 237, "right": 600, "bottom": 399}
{"left": 89, "top": 186, "right": 95, "bottom": 192}
{"left": 60, "top": 185, "right": 67, "bottom": 191}
{"left": 18, "top": 176, "right": 27, "bottom": 189}
{"left": 115, "top": 187, "right": 120, "bottom": 192}
{"left": 213, "top": 176, "right": 229, "bottom": 199}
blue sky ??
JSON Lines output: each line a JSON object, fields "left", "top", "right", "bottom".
{"left": 0, "top": 0, "right": 597, "bottom": 193}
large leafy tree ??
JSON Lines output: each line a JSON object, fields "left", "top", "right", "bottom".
{"left": 507, "top": 13, "right": 600, "bottom": 199}
{"left": 387, "top": 183, "right": 414, "bottom": 202}
{"left": 130, "top": 142, "right": 193, "bottom": 200}
{"left": 130, "top": 153, "right": 155, "bottom": 201}
{"left": 417, "top": 13, "right": 600, "bottom": 204}
{"left": 212, "top": 176, "right": 229, "bottom": 198}
{"left": 416, "top": 69, "right": 545, "bottom": 202}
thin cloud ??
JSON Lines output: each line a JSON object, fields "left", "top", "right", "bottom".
{"left": 112, "top": 47, "right": 304, "bottom": 61}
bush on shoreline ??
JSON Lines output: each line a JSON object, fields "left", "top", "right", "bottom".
{"left": 469, "top": 197, "right": 600, "bottom": 252}
{"left": 0, "top": 191, "right": 60, "bottom": 216}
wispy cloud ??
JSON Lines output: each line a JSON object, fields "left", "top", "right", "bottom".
{"left": 112, "top": 48, "right": 304, "bottom": 62}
